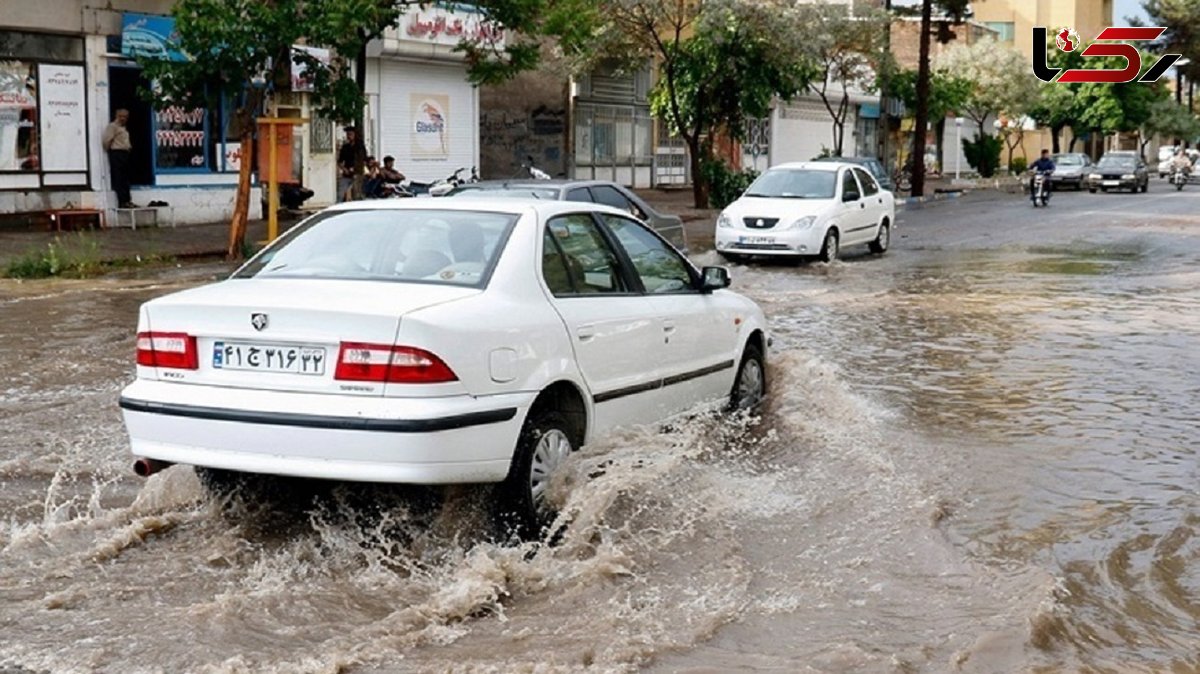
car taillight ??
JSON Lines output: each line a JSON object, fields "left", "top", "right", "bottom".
{"left": 136, "top": 332, "right": 198, "bottom": 370}
{"left": 334, "top": 343, "right": 458, "bottom": 384}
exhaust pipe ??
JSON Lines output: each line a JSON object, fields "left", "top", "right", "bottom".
{"left": 133, "top": 458, "right": 172, "bottom": 477}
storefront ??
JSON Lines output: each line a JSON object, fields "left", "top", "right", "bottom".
{"left": 0, "top": 30, "right": 89, "bottom": 193}
{"left": 367, "top": 5, "right": 499, "bottom": 182}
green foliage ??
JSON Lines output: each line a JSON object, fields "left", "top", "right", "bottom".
{"left": 962, "top": 133, "right": 1002, "bottom": 178}
{"left": 890, "top": 68, "right": 972, "bottom": 121}
{"left": 935, "top": 39, "right": 1038, "bottom": 129}
{"left": 1143, "top": 98, "right": 1200, "bottom": 143}
{"left": 701, "top": 160, "right": 759, "bottom": 209}
{"left": 5, "top": 234, "right": 101, "bottom": 279}
{"left": 1009, "top": 156, "right": 1028, "bottom": 174}
{"left": 1140, "top": 0, "right": 1200, "bottom": 80}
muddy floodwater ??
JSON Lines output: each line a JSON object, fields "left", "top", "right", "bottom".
{"left": 1, "top": 193, "right": 1198, "bottom": 673}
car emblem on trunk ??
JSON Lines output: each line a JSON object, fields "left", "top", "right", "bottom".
{"left": 251, "top": 313, "right": 268, "bottom": 331}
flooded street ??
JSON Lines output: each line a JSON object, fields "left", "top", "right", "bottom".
{"left": 1, "top": 189, "right": 1197, "bottom": 673}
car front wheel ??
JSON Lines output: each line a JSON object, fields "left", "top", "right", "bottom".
{"left": 818, "top": 229, "right": 839, "bottom": 263}
{"left": 495, "top": 410, "right": 575, "bottom": 539}
{"left": 868, "top": 221, "right": 890, "bottom": 255}
{"left": 729, "top": 342, "right": 766, "bottom": 412}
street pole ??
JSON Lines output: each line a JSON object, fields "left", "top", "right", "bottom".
{"left": 879, "top": 0, "right": 893, "bottom": 164}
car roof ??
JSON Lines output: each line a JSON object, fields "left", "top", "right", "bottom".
{"left": 767, "top": 162, "right": 843, "bottom": 172}
{"left": 315, "top": 196, "right": 633, "bottom": 220}
{"left": 814, "top": 156, "right": 878, "bottom": 164}
{"left": 455, "top": 179, "right": 634, "bottom": 189}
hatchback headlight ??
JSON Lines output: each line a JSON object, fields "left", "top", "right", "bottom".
{"left": 1121, "top": 173, "right": 1135, "bottom": 180}
{"left": 717, "top": 213, "right": 734, "bottom": 229}
{"left": 788, "top": 215, "right": 818, "bottom": 230}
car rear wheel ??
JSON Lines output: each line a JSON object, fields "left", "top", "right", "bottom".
{"left": 818, "top": 229, "right": 839, "bottom": 263}
{"left": 729, "top": 342, "right": 766, "bottom": 412}
{"left": 495, "top": 410, "right": 574, "bottom": 540}
{"left": 868, "top": 220, "right": 890, "bottom": 255}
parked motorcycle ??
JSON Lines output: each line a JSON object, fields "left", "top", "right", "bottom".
{"left": 1171, "top": 165, "right": 1189, "bottom": 191}
{"left": 520, "top": 155, "right": 552, "bottom": 180}
{"left": 1030, "top": 170, "right": 1052, "bottom": 207}
{"left": 428, "top": 166, "right": 479, "bottom": 196}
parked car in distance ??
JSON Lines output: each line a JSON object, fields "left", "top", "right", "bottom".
{"left": 446, "top": 179, "right": 687, "bottom": 253}
{"left": 813, "top": 155, "right": 895, "bottom": 191}
{"left": 714, "top": 162, "right": 895, "bottom": 263}
{"left": 1085, "top": 152, "right": 1150, "bottom": 193}
{"left": 1050, "top": 153, "right": 1092, "bottom": 190}
{"left": 119, "top": 199, "right": 767, "bottom": 537}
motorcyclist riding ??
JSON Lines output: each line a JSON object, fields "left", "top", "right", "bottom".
{"left": 1170, "top": 148, "right": 1193, "bottom": 176}
{"left": 1030, "top": 150, "right": 1055, "bottom": 188}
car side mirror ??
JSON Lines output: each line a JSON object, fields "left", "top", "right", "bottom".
{"left": 699, "top": 266, "right": 731, "bottom": 293}
{"left": 842, "top": 190, "right": 860, "bottom": 203}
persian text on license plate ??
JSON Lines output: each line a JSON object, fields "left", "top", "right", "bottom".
{"left": 739, "top": 236, "right": 775, "bottom": 245}
{"left": 213, "top": 342, "right": 326, "bottom": 375}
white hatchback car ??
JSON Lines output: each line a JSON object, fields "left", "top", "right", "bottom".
{"left": 120, "top": 200, "right": 768, "bottom": 535}
{"left": 714, "top": 161, "right": 895, "bottom": 262}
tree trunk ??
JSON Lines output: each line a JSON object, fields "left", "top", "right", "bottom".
{"left": 688, "top": 137, "right": 709, "bottom": 208}
{"left": 352, "top": 38, "right": 369, "bottom": 199}
{"left": 910, "top": 0, "right": 933, "bottom": 196}
{"left": 226, "top": 126, "right": 255, "bottom": 261}
{"left": 1051, "top": 126, "right": 1062, "bottom": 153}
{"left": 934, "top": 117, "right": 946, "bottom": 173}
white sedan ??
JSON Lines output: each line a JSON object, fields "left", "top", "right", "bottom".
{"left": 120, "top": 199, "right": 768, "bottom": 536}
{"left": 714, "top": 161, "right": 895, "bottom": 262}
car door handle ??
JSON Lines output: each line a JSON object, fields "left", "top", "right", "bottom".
{"left": 860, "top": 203, "right": 866, "bottom": 209}
{"left": 663, "top": 319, "right": 677, "bottom": 333}
{"left": 576, "top": 325, "right": 596, "bottom": 341}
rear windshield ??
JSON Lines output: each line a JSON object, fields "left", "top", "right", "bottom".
{"left": 234, "top": 209, "right": 518, "bottom": 287}
{"left": 744, "top": 169, "right": 837, "bottom": 199}
{"left": 447, "top": 186, "right": 562, "bottom": 200}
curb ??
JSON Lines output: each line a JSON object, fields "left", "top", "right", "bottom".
{"left": 896, "top": 190, "right": 967, "bottom": 209}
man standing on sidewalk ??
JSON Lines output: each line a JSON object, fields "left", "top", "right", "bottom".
{"left": 102, "top": 109, "right": 136, "bottom": 208}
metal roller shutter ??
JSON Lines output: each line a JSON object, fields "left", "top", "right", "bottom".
{"left": 379, "top": 60, "right": 478, "bottom": 183}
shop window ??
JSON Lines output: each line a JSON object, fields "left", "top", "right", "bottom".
{"left": 0, "top": 60, "right": 38, "bottom": 171}
{"left": 0, "top": 30, "right": 85, "bottom": 62}
{"left": 155, "top": 101, "right": 208, "bottom": 172}
{"left": 984, "top": 21, "right": 1015, "bottom": 43}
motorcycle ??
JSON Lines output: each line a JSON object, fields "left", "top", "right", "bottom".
{"left": 1030, "top": 170, "right": 1052, "bottom": 207}
{"left": 520, "top": 155, "right": 552, "bottom": 180}
{"left": 428, "top": 166, "right": 479, "bottom": 196}
{"left": 1171, "top": 165, "right": 1190, "bottom": 191}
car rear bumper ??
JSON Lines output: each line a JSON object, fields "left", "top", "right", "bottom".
{"left": 119, "top": 379, "right": 532, "bottom": 484}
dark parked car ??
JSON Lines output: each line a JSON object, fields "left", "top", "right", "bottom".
{"left": 1050, "top": 152, "right": 1092, "bottom": 190}
{"left": 445, "top": 179, "right": 688, "bottom": 252}
{"left": 814, "top": 156, "right": 894, "bottom": 191}
{"left": 1085, "top": 152, "right": 1150, "bottom": 193}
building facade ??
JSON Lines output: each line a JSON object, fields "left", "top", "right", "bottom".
{"left": 0, "top": 0, "right": 269, "bottom": 225}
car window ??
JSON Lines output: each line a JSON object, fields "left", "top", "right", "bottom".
{"left": 542, "top": 230, "right": 575, "bottom": 296}
{"left": 853, "top": 168, "right": 878, "bottom": 196}
{"left": 600, "top": 215, "right": 695, "bottom": 294}
{"left": 842, "top": 170, "right": 861, "bottom": 200}
{"left": 565, "top": 187, "right": 592, "bottom": 203}
{"left": 544, "top": 214, "right": 629, "bottom": 295}
{"left": 589, "top": 185, "right": 644, "bottom": 219}
{"left": 236, "top": 209, "right": 516, "bottom": 288}
{"left": 745, "top": 169, "right": 836, "bottom": 199}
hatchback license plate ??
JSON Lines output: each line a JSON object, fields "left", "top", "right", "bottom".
{"left": 213, "top": 341, "right": 326, "bottom": 375}
{"left": 739, "top": 236, "right": 775, "bottom": 245}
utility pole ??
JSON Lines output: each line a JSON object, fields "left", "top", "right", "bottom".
{"left": 879, "top": 0, "right": 893, "bottom": 165}
{"left": 910, "top": 0, "right": 933, "bottom": 197}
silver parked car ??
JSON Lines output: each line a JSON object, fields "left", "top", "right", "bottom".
{"left": 1050, "top": 153, "right": 1092, "bottom": 190}
{"left": 446, "top": 179, "right": 688, "bottom": 252}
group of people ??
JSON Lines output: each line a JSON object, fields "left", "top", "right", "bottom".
{"left": 337, "top": 127, "right": 406, "bottom": 201}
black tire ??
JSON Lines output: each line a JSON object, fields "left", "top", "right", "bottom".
{"left": 494, "top": 410, "right": 575, "bottom": 540}
{"left": 868, "top": 220, "right": 890, "bottom": 255}
{"left": 1143, "top": 181, "right": 1150, "bottom": 193}
{"left": 729, "top": 342, "right": 767, "bottom": 412}
{"left": 1089, "top": 188, "right": 1098, "bottom": 194}
{"left": 818, "top": 229, "right": 839, "bottom": 263}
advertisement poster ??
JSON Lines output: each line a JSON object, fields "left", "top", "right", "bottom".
{"left": 37, "top": 64, "right": 86, "bottom": 172}
{"left": 155, "top": 105, "right": 207, "bottom": 170}
{"left": 410, "top": 93, "right": 449, "bottom": 159}
{"left": 0, "top": 60, "right": 38, "bottom": 171}
{"left": 121, "top": 13, "right": 186, "bottom": 61}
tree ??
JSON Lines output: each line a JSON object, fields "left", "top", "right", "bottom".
{"left": 908, "top": 0, "right": 969, "bottom": 196}
{"left": 597, "top": 0, "right": 814, "bottom": 207}
{"left": 890, "top": 67, "right": 971, "bottom": 166}
{"left": 1140, "top": 0, "right": 1200, "bottom": 85}
{"left": 790, "top": 1, "right": 890, "bottom": 157}
{"left": 141, "top": 0, "right": 578, "bottom": 259}
{"left": 935, "top": 39, "right": 1037, "bottom": 135}
{"left": 1028, "top": 36, "right": 1085, "bottom": 153}
{"left": 1142, "top": 98, "right": 1200, "bottom": 150}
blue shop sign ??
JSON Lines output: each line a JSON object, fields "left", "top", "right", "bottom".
{"left": 121, "top": 13, "right": 186, "bottom": 62}
{"left": 859, "top": 103, "right": 881, "bottom": 119}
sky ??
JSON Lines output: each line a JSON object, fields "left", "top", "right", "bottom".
{"left": 1115, "top": 0, "right": 1150, "bottom": 26}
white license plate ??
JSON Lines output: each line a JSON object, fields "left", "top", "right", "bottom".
{"left": 739, "top": 236, "right": 775, "bottom": 245}
{"left": 1103, "top": 180, "right": 1120, "bottom": 186}
{"left": 212, "top": 341, "right": 326, "bottom": 375}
